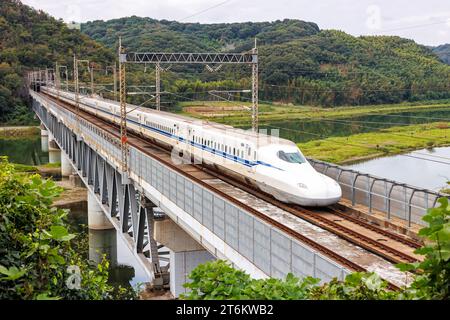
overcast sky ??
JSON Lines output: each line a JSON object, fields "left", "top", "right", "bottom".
{"left": 22, "top": 0, "right": 450, "bottom": 46}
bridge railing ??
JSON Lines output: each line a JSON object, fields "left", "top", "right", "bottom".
{"left": 308, "top": 158, "right": 448, "bottom": 227}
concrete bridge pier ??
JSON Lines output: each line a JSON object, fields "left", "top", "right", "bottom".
{"left": 88, "top": 192, "right": 114, "bottom": 230}
{"left": 154, "top": 217, "right": 215, "bottom": 298}
{"left": 88, "top": 228, "right": 118, "bottom": 268}
{"left": 40, "top": 124, "right": 49, "bottom": 152}
{"left": 61, "top": 153, "right": 73, "bottom": 177}
{"left": 48, "top": 139, "right": 61, "bottom": 164}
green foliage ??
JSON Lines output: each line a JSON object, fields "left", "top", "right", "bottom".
{"left": 182, "top": 260, "right": 252, "bottom": 300}
{"left": 181, "top": 259, "right": 398, "bottom": 300}
{"left": 182, "top": 196, "right": 450, "bottom": 300}
{"left": 0, "top": 0, "right": 113, "bottom": 124}
{"left": 397, "top": 197, "right": 450, "bottom": 300}
{"left": 181, "top": 260, "right": 319, "bottom": 300}
{"left": 309, "top": 273, "right": 398, "bottom": 300}
{"left": 0, "top": 156, "right": 136, "bottom": 299}
{"left": 12, "top": 163, "right": 38, "bottom": 173}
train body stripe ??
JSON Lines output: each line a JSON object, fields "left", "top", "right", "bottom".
{"left": 55, "top": 92, "right": 284, "bottom": 171}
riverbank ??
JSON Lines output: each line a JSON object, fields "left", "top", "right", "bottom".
{"left": 0, "top": 126, "right": 40, "bottom": 138}
{"left": 178, "top": 99, "right": 450, "bottom": 125}
{"left": 298, "top": 122, "right": 450, "bottom": 164}
{"left": 13, "top": 162, "right": 61, "bottom": 175}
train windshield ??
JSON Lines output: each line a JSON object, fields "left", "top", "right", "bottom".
{"left": 277, "top": 150, "right": 306, "bottom": 164}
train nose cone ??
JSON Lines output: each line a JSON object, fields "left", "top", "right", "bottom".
{"left": 302, "top": 174, "right": 342, "bottom": 206}
{"left": 322, "top": 174, "right": 342, "bottom": 199}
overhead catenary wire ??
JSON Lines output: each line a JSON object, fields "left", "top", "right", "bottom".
{"left": 263, "top": 124, "right": 450, "bottom": 166}
{"left": 179, "top": 0, "right": 234, "bottom": 22}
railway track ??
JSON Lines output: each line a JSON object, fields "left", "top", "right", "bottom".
{"left": 40, "top": 91, "right": 421, "bottom": 288}
{"left": 200, "top": 166, "right": 423, "bottom": 265}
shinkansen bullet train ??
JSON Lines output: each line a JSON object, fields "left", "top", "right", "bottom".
{"left": 41, "top": 86, "right": 342, "bottom": 206}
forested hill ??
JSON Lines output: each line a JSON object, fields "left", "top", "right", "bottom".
{"left": 0, "top": 0, "right": 113, "bottom": 124}
{"left": 432, "top": 44, "right": 450, "bottom": 65}
{"left": 82, "top": 16, "right": 450, "bottom": 107}
{"left": 82, "top": 17, "right": 320, "bottom": 51}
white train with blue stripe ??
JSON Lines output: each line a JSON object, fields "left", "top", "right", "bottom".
{"left": 42, "top": 86, "right": 342, "bottom": 206}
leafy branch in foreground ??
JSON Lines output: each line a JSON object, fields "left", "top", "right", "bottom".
{"left": 181, "top": 195, "right": 450, "bottom": 300}
{"left": 397, "top": 197, "right": 450, "bottom": 300}
{"left": 0, "top": 157, "right": 136, "bottom": 299}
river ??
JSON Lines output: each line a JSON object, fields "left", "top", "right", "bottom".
{"left": 68, "top": 205, "right": 151, "bottom": 289}
{"left": 347, "top": 146, "right": 450, "bottom": 192}
{"left": 237, "top": 108, "right": 450, "bottom": 143}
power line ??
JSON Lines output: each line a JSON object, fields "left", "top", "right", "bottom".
{"left": 411, "top": 151, "right": 450, "bottom": 161}
{"left": 363, "top": 112, "right": 450, "bottom": 122}
{"left": 309, "top": 118, "right": 446, "bottom": 142}
{"left": 263, "top": 83, "right": 450, "bottom": 94}
{"left": 374, "top": 19, "right": 450, "bottom": 34}
{"left": 179, "top": 0, "right": 234, "bottom": 22}
{"left": 264, "top": 124, "right": 450, "bottom": 166}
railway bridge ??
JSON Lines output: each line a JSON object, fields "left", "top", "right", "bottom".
{"left": 30, "top": 86, "right": 447, "bottom": 297}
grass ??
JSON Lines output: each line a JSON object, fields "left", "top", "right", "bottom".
{"left": 12, "top": 163, "right": 38, "bottom": 173}
{"left": 12, "top": 162, "right": 61, "bottom": 174}
{"left": 178, "top": 99, "right": 450, "bottom": 126}
{"left": 40, "top": 162, "right": 61, "bottom": 168}
{"left": 0, "top": 126, "right": 40, "bottom": 138}
{"left": 298, "top": 122, "right": 450, "bottom": 164}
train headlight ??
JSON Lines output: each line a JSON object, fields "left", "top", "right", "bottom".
{"left": 297, "top": 183, "right": 308, "bottom": 189}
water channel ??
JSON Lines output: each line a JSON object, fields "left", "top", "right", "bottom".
{"left": 237, "top": 107, "right": 450, "bottom": 143}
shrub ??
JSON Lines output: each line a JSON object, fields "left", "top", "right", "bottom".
{"left": 0, "top": 157, "right": 136, "bottom": 299}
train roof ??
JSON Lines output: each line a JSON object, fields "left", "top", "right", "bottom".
{"left": 128, "top": 103, "right": 294, "bottom": 147}
{"left": 46, "top": 87, "right": 295, "bottom": 147}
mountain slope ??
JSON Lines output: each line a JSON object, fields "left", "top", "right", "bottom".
{"left": 82, "top": 16, "right": 320, "bottom": 52}
{"left": 82, "top": 16, "right": 450, "bottom": 107}
{"left": 0, "top": 0, "right": 113, "bottom": 124}
{"left": 432, "top": 44, "right": 450, "bottom": 65}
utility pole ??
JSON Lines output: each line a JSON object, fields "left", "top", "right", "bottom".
{"left": 61, "top": 66, "right": 69, "bottom": 91}
{"left": 113, "top": 61, "right": 117, "bottom": 101}
{"left": 90, "top": 63, "right": 95, "bottom": 96}
{"left": 106, "top": 63, "right": 117, "bottom": 101}
{"left": 118, "top": 37, "right": 129, "bottom": 178}
{"left": 73, "top": 56, "right": 89, "bottom": 135}
{"left": 155, "top": 62, "right": 161, "bottom": 111}
{"left": 251, "top": 38, "right": 259, "bottom": 133}
{"left": 55, "top": 62, "right": 60, "bottom": 89}
{"left": 55, "top": 62, "right": 61, "bottom": 99}
{"left": 74, "top": 55, "right": 80, "bottom": 135}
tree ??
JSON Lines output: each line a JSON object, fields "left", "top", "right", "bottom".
{"left": 0, "top": 157, "right": 136, "bottom": 300}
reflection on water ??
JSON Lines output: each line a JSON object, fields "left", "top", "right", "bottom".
{"left": 67, "top": 205, "right": 151, "bottom": 289}
{"left": 347, "top": 147, "right": 450, "bottom": 192}
{"left": 237, "top": 108, "right": 450, "bottom": 143}
{"left": 0, "top": 136, "right": 49, "bottom": 165}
